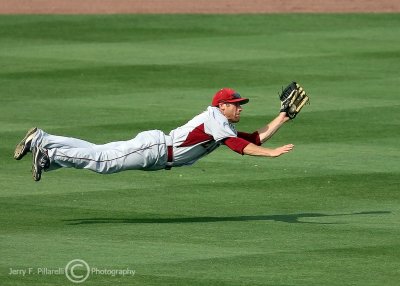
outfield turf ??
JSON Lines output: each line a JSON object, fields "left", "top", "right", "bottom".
{"left": 0, "top": 14, "right": 399, "bottom": 285}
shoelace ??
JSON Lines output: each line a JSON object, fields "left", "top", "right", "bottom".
{"left": 39, "top": 150, "right": 50, "bottom": 169}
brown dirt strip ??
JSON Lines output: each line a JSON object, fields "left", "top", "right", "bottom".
{"left": 1, "top": 0, "right": 400, "bottom": 14}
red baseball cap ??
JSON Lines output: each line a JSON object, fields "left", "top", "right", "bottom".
{"left": 211, "top": 88, "right": 249, "bottom": 107}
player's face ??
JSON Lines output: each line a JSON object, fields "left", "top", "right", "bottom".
{"left": 220, "top": 102, "right": 243, "bottom": 123}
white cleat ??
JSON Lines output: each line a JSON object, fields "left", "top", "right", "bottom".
{"left": 14, "top": 127, "right": 38, "bottom": 160}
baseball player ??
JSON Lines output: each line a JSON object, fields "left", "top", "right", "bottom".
{"left": 14, "top": 87, "right": 303, "bottom": 182}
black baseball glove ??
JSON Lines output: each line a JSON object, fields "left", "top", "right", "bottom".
{"left": 279, "top": 81, "right": 310, "bottom": 119}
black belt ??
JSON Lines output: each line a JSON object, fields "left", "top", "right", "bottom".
{"left": 165, "top": 145, "right": 173, "bottom": 170}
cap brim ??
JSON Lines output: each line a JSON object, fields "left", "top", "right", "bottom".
{"left": 226, "top": 98, "right": 249, "bottom": 105}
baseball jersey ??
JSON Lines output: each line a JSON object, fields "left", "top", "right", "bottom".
{"left": 169, "top": 106, "right": 261, "bottom": 167}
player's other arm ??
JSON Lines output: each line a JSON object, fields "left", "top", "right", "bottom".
{"left": 243, "top": 142, "right": 294, "bottom": 158}
{"left": 224, "top": 137, "right": 293, "bottom": 158}
{"left": 256, "top": 112, "right": 290, "bottom": 144}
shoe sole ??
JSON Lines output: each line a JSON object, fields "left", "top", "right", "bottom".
{"left": 14, "top": 127, "right": 37, "bottom": 160}
{"left": 32, "top": 147, "right": 41, "bottom": 182}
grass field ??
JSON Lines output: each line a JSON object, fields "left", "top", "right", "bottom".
{"left": 1, "top": 14, "right": 399, "bottom": 285}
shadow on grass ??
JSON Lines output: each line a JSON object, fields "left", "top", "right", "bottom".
{"left": 64, "top": 211, "right": 390, "bottom": 225}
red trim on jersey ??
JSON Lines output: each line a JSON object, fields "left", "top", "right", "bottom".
{"left": 237, "top": 131, "right": 261, "bottom": 146}
{"left": 179, "top": 123, "right": 214, "bottom": 147}
{"left": 224, "top": 137, "right": 251, "bottom": 155}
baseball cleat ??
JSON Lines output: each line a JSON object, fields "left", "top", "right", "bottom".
{"left": 14, "top": 127, "right": 38, "bottom": 160}
{"left": 32, "top": 147, "right": 50, "bottom": 182}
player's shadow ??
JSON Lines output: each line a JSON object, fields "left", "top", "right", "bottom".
{"left": 64, "top": 211, "right": 390, "bottom": 225}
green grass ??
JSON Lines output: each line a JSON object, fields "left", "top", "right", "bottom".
{"left": 1, "top": 14, "right": 399, "bottom": 285}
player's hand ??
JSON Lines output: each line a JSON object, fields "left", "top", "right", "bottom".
{"left": 279, "top": 112, "right": 291, "bottom": 123}
{"left": 271, "top": 144, "right": 294, "bottom": 157}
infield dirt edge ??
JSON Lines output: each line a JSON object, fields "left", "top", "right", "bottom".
{"left": 1, "top": 0, "right": 400, "bottom": 14}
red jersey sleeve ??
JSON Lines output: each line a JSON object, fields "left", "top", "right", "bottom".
{"left": 224, "top": 137, "right": 251, "bottom": 155}
{"left": 237, "top": 131, "right": 261, "bottom": 146}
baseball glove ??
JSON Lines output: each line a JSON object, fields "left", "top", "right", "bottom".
{"left": 279, "top": 81, "right": 310, "bottom": 119}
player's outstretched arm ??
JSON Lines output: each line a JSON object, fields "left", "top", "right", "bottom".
{"left": 243, "top": 142, "right": 294, "bottom": 158}
{"left": 256, "top": 112, "right": 290, "bottom": 144}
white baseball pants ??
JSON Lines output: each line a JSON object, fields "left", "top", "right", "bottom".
{"left": 31, "top": 129, "right": 171, "bottom": 173}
